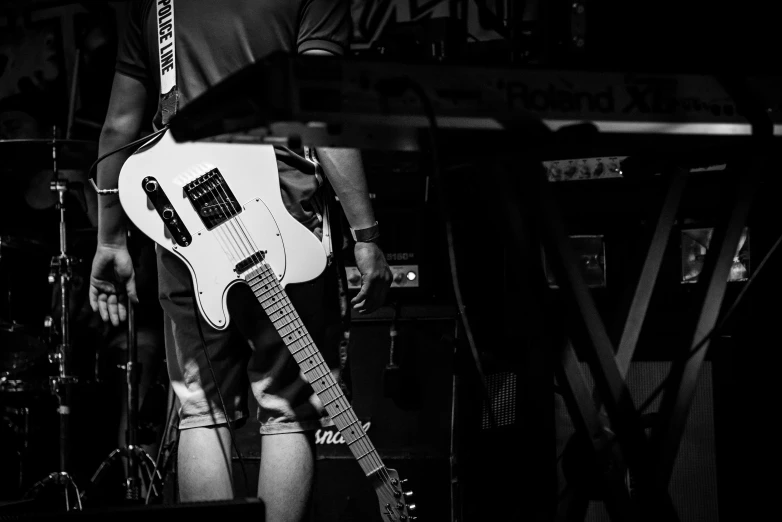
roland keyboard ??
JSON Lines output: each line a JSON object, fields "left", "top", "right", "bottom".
{"left": 169, "top": 52, "right": 782, "bottom": 152}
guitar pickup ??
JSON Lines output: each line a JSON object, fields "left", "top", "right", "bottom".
{"left": 235, "top": 251, "right": 267, "bottom": 274}
{"left": 142, "top": 176, "right": 192, "bottom": 247}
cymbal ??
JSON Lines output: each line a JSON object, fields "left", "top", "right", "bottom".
{"left": 0, "top": 138, "right": 96, "bottom": 148}
{"left": 0, "top": 234, "right": 50, "bottom": 251}
{"left": 0, "top": 138, "right": 97, "bottom": 169}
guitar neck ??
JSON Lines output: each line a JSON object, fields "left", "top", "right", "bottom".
{"left": 246, "top": 263, "right": 384, "bottom": 477}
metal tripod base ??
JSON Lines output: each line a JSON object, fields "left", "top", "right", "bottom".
{"left": 23, "top": 471, "right": 83, "bottom": 511}
{"left": 83, "top": 445, "right": 164, "bottom": 503}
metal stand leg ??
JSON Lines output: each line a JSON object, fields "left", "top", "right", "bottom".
{"left": 503, "top": 150, "right": 760, "bottom": 521}
{"left": 81, "top": 275, "right": 164, "bottom": 503}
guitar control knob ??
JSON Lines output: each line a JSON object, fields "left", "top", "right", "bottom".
{"left": 162, "top": 206, "right": 175, "bottom": 221}
{"left": 144, "top": 179, "right": 158, "bottom": 193}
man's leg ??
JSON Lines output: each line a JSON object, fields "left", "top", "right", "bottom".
{"left": 177, "top": 425, "right": 234, "bottom": 501}
{"left": 258, "top": 431, "right": 316, "bottom": 522}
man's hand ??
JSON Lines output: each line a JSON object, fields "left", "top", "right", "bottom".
{"left": 351, "top": 242, "right": 392, "bottom": 314}
{"left": 89, "top": 244, "right": 138, "bottom": 326}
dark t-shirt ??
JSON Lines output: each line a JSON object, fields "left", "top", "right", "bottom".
{"left": 115, "top": 0, "right": 350, "bottom": 231}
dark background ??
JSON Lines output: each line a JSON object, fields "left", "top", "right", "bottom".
{"left": 1, "top": 1, "right": 779, "bottom": 521}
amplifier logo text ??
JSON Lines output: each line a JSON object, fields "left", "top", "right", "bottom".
{"left": 316, "top": 422, "right": 372, "bottom": 445}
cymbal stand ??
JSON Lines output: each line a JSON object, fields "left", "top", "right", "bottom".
{"left": 22, "top": 127, "right": 82, "bottom": 510}
{"left": 83, "top": 233, "right": 162, "bottom": 504}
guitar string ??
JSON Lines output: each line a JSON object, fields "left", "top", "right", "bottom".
{"left": 205, "top": 176, "right": 401, "bottom": 504}
{"left": 210, "top": 175, "right": 258, "bottom": 264}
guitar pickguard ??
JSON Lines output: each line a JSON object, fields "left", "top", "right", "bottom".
{"left": 118, "top": 130, "right": 327, "bottom": 330}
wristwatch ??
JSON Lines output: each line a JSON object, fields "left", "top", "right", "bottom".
{"left": 350, "top": 221, "right": 380, "bottom": 243}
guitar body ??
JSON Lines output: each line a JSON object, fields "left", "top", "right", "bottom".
{"left": 118, "top": 130, "right": 327, "bottom": 330}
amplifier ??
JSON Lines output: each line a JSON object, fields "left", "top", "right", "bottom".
{"left": 343, "top": 151, "right": 435, "bottom": 298}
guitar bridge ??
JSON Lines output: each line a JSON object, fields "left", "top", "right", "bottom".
{"left": 184, "top": 168, "right": 242, "bottom": 229}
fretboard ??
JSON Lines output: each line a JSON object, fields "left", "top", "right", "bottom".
{"left": 245, "top": 263, "right": 384, "bottom": 477}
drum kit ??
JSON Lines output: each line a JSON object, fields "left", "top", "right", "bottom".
{"left": 0, "top": 132, "right": 161, "bottom": 509}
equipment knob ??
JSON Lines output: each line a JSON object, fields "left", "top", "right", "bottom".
{"left": 348, "top": 270, "right": 361, "bottom": 286}
{"left": 145, "top": 179, "right": 158, "bottom": 192}
{"left": 393, "top": 271, "right": 404, "bottom": 284}
{"left": 162, "top": 206, "right": 175, "bottom": 221}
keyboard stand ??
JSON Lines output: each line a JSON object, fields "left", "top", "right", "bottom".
{"left": 496, "top": 125, "right": 765, "bottom": 521}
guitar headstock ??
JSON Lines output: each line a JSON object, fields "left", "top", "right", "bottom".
{"left": 372, "top": 467, "right": 416, "bottom": 521}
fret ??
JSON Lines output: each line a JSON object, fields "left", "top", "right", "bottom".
{"left": 318, "top": 389, "right": 340, "bottom": 406}
{"left": 343, "top": 419, "right": 361, "bottom": 431}
{"left": 259, "top": 292, "right": 286, "bottom": 310}
{"left": 304, "top": 364, "right": 331, "bottom": 383}
{"left": 292, "top": 348, "right": 317, "bottom": 364}
{"left": 291, "top": 344, "right": 316, "bottom": 360}
{"left": 356, "top": 448, "right": 376, "bottom": 461}
{"left": 273, "top": 315, "right": 301, "bottom": 332}
{"left": 347, "top": 434, "right": 367, "bottom": 446}
{"left": 249, "top": 272, "right": 275, "bottom": 286}
{"left": 287, "top": 337, "right": 312, "bottom": 352}
{"left": 310, "top": 379, "right": 332, "bottom": 394}
{"left": 291, "top": 343, "right": 315, "bottom": 358}
{"left": 293, "top": 353, "right": 319, "bottom": 369}
{"left": 263, "top": 300, "right": 293, "bottom": 316}
{"left": 281, "top": 328, "right": 308, "bottom": 345}
{"left": 263, "top": 304, "right": 289, "bottom": 316}
{"left": 328, "top": 405, "right": 353, "bottom": 420}
{"left": 247, "top": 271, "right": 274, "bottom": 286}
{"left": 320, "top": 381, "right": 339, "bottom": 393}
{"left": 297, "top": 352, "right": 323, "bottom": 368}
{"left": 322, "top": 394, "right": 342, "bottom": 408}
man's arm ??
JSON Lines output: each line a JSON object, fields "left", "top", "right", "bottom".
{"left": 302, "top": 50, "right": 392, "bottom": 313}
{"left": 88, "top": 72, "right": 148, "bottom": 325}
{"left": 97, "top": 72, "right": 148, "bottom": 245}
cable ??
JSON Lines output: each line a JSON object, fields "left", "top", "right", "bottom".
{"left": 88, "top": 126, "right": 168, "bottom": 184}
{"left": 376, "top": 77, "right": 495, "bottom": 429}
{"left": 636, "top": 228, "right": 782, "bottom": 414}
{"left": 145, "top": 386, "right": 178, "bottom": 504}
{"left": 87, "top": 125, "right": 251, "bottom": 495}
{"left": 188, "top": 280, "right": 249, "bottom": 493}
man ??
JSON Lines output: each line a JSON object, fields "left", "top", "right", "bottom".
{"left": 87, "top": 2, "right": 391, "bottom": 520}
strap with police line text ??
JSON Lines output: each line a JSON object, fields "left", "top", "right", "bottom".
{"left": 156, "top": 0, "right": 178, "bottom": 126}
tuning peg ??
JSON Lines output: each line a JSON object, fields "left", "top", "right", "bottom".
{"left": 404, "top": 490, "right": 413, "bottom": 498}
{"left": 408, "top": 503, "right": 416, "bottom": 511}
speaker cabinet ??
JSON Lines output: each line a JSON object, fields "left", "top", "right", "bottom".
{"left": 555, "top": 361, "right": 719, "bottom": 522}
{"left": 233, "top": 311, "right": 457, "bottom": 520}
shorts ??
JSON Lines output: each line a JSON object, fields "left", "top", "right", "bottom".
{"left": 157, "top": 246, "right": 345, "bottom": 434}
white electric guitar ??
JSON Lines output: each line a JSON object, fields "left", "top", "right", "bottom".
{"left": 119, "top": 129, "right": 415, "bottom": 521}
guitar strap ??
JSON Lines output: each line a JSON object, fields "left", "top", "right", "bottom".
{"left": 154, "top": 0, "right": 333, "bottom": 260}
{"left": 156, "top": 0, "right": 178, "bottom": 126}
